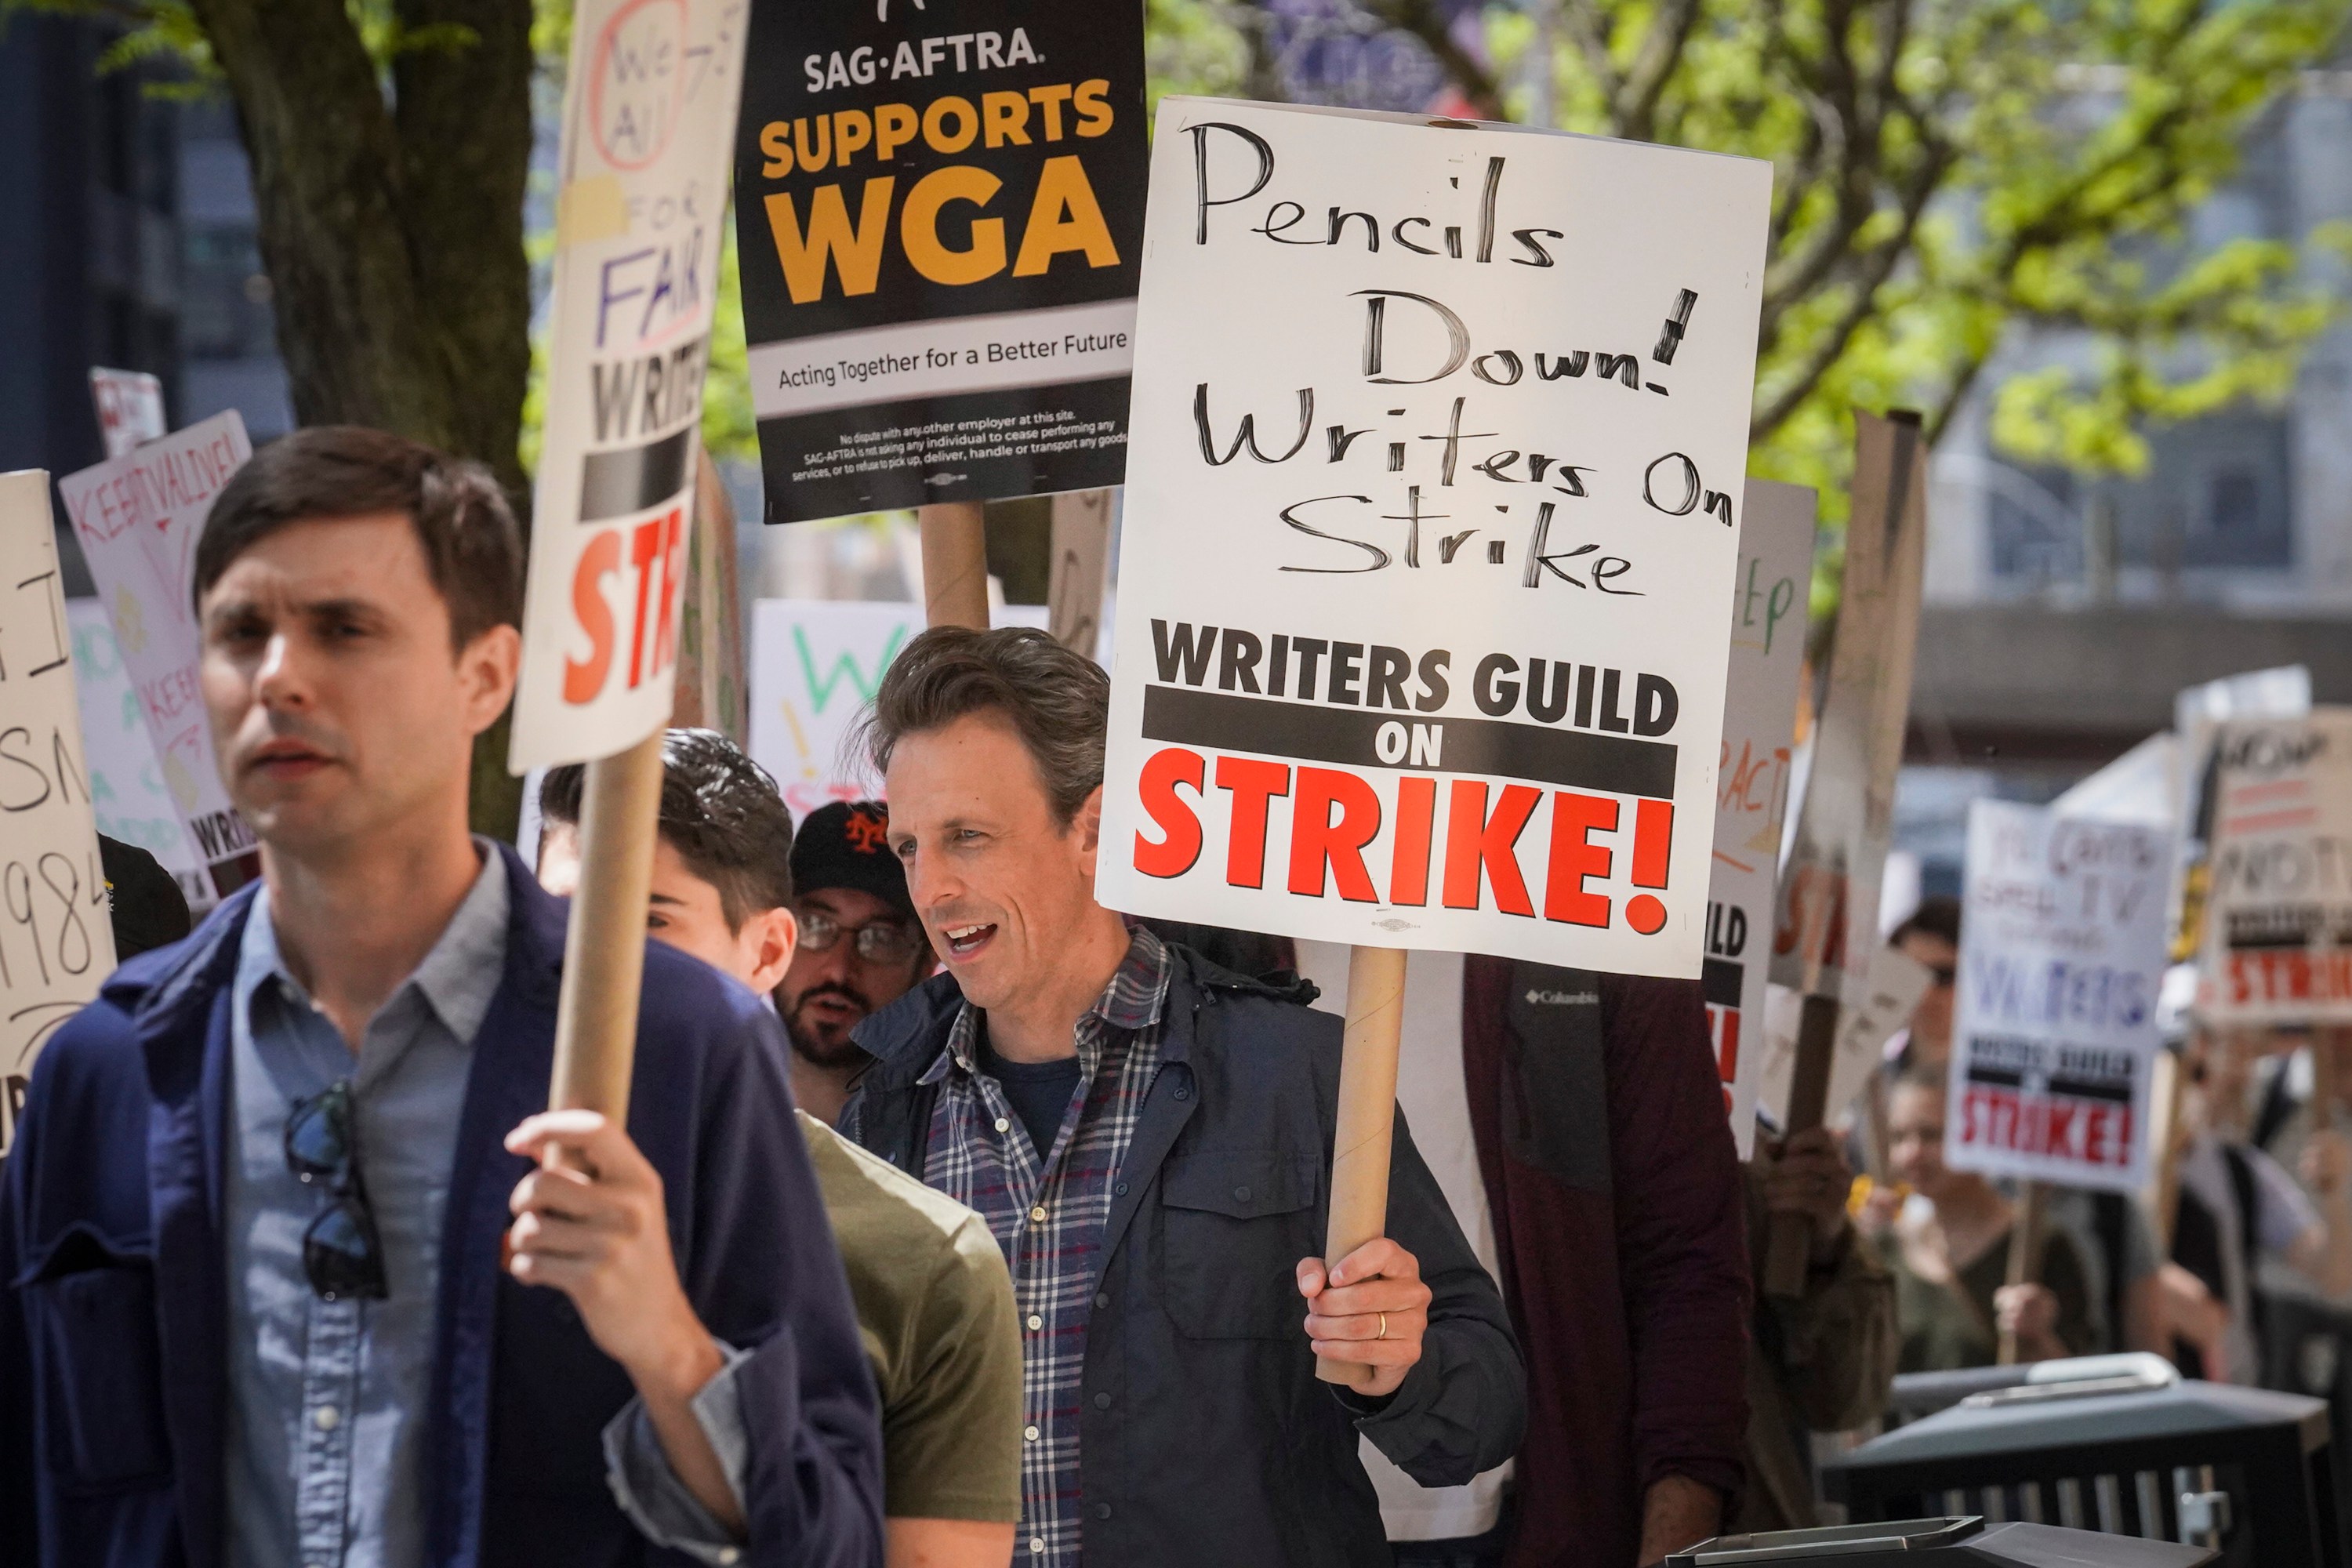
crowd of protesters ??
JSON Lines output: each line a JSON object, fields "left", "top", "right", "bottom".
{"left": 8, "top": 423, "right": 2352, "bottom": 1568}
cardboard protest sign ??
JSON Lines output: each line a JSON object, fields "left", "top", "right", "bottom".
{"left": 0, "top": 475, "right": 118, "bottom": 1158}
{"left": 750, "top": 599, "right": 915, "bottom": 815}
{"left": 56, "top": 412, "right": 260, "bottom": 898}
{"left": 1094, "top": 100, "right": 1771, "bottom": 973}
{"left": 1047, "top": 488, "right": 1113, "bottom": 660}
{"left": 1770, "top": 412, "right": 1927, "bottom": 996}
{"left": 89, "top": 367, "right": 166, "bottom": 458}
{"left": 68, "top": 600, "right": 210, "bottom": 912}
{"left": 2197, "top": 709, "right": 2352, "bottom": 1023}
{"left": 2052, "top": 730, "right": 2176, "bottom": 830}
{"left": 733, "top": 0, "right": 1145, "bottom": 521}
{"left": 1947, "top": 800, "right": 2169, "bottom": 1192}
{"left": 749, "top": 597, "right": 1051, "bottom": 817}
{"left": 509, "top": 0, "right": 748, "bottom": 769}
{"left": 1709, "top": 481, "right": 1815, "bottom": 1154}
{"left": 2171, "top": 666, "right": 2310, "bottom": 965}
{"left": 1754, "top": 946, "right": 1933, "bottom": 1133}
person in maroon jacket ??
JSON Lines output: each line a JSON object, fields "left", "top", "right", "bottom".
{"left": 1462, "top": 956, "right": 1751, "bottom": 1568}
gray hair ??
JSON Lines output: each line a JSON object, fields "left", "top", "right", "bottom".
{"left": 858, "top": 626, "right": 1108, "bottom": 826}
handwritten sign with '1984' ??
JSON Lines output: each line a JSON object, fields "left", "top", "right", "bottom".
{"left": 0, "top": 472, "right": 117, "bottom": 1159}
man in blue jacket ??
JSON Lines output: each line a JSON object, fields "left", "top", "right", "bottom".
{"left": 839, "top": 626, "right": 1525, "bottom": 1568}
{"left": 0, "top": 426, "right": 882, "bottom": 1568}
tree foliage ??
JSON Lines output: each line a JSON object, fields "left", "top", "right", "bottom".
{"left": 1153, "top": 0, "right": 2350, "bottom": 521}
{"left": 17, "top": 0, "right": 539, "bottom": 829}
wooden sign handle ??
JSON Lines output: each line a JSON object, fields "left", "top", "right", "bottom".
{"left": 1762, "top": 992, "right": 1842, "bottom": 1298}
{"left": 546, "top": 728, "right": 668, "bottom": 1123}
{"left": 1996, "top": 1180, "right": 2047, "bottom": 1367}
{"left": 919, "top": 502, "right": 990, "bottom": 632}
{"left": 1319, "top": 944, "right": 1406, "bottom": 1389}
{"left": 2313, "top": 1028, "right": 2340, "bottom": 1134}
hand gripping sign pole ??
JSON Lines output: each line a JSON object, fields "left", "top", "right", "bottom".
{"left": 1762, "top": 410, "right": 1929, "bottom": 1299}
{"left": 510, "top": 0, "right": 747, "bottom": 1121}
{"left": 1996, "top": 1181, "right": 2047, "bottom": 1367}
{"left": 1093, "top": 103, "right": 1773, "bottom": 1385}
{"left": 1320, "top": 945, "right": 1409, "bottom": 1388}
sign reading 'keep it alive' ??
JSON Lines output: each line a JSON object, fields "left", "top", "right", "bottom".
{"left": 1096, "top": 101, "right": 1771, "bottom": 975}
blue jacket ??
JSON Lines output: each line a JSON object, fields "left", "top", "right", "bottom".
{"left": 0, "top": 844, "right": 884, "bottom": 1568}
{"left": 842, "top": 946, "right": 1526, "bottom": 1567}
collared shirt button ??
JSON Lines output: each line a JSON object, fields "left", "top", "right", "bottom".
{"left": 1026, "top": 1313, "right": 1044, "bottom": 1330}
{"left": 1029, "top": 1204, "right": 1048, "bottom": 1222}
{"left": 312, "top": 1405, "right": 340, "bottom": 1432}
{"left": 995, "top": 1117, "right": 1011, "bottom": 1133}
{"left": 717, "top": 1551, "right": 741, "bottom": 1566}
{"left": 1030, "top": 1537, "right": 1047, "bottom": 1555}
{"left": 1094, "top": 1392, "right": 1112, "bottom": 1410}
{"left": 1024, "top": 1424, "right": 1040, "bottom": 1441}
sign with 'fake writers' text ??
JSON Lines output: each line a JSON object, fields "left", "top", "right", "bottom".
{"left": 510, "top": 0, "right": 747, "bottom": 769}
{"left": 1096, "top": 101, "right": 1771, "bottom": 973}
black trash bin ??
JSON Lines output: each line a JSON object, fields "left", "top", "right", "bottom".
{"left": 1664, "top": 1517, "right": 2213, "bottom": 1566}
{"left": 1824, "top": 1364, "right": 2338, "bottom": 1568}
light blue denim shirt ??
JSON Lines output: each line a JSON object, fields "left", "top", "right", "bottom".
{"left": 221, "top": 844, "right": 749, "bottom": 1568}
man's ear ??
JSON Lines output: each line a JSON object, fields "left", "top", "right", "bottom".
{"left": 1073, "top": 784, "right": 1105, "bottom": 873}
{"left": 747, "top": 906, "right": 798, "bottom": 995}
{"left": 459, "top": 623, "right": 523, "bottom": 737}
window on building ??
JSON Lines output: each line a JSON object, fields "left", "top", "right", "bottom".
{"left": 2205, "top": 466, "right": 2262, "bottom": 535}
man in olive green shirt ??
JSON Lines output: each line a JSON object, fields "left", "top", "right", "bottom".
{"left": 538, "top": 731, "right": 1023, "bottom": 1565}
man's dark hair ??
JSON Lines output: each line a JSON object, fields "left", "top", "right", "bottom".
{"left": 1891, "top": 895, "right": 1962, "bottom": 950}
{"left": 539, "top": 728, "right": 795, "bottom": 929}
{"left": 193, "top": 425, "right": 524, "bottom": 648}
{"left": 858, "top": 626, "right": 1108, "bottom": 826}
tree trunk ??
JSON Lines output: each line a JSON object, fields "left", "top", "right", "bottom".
{"left": 187, "top": 0, "right": 535, "bottom": 836}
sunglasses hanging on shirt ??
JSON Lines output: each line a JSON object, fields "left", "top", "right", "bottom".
{"left": 284, "top": 1079, "right": 390, "bottom": 1301}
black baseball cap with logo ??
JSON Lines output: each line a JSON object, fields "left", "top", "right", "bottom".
{"left": 789, "top": 801, "right": 915, "bottom": 922}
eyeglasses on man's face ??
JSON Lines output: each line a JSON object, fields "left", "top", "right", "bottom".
{"left": 796, "top": 908, "right": 925, "bottom": 964}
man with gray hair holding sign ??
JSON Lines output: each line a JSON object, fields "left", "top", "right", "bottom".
{"left": 839, "top": 623, "right": 1524, "bottom": 1567}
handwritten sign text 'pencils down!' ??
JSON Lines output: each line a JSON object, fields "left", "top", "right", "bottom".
{"left": 1095, "top": 102, "right": 1771, "bottom": 973}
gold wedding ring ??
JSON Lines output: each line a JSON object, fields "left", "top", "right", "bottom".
{"left": 1376, "top": 1312, "right": 1389, "bottom": 1341}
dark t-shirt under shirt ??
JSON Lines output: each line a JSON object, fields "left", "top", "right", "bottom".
{"left": 977, "top": 1035, "right": 1083, "bottom": 1160}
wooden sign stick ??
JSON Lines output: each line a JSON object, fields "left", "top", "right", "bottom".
{"left": 1319, "top": 945, "right": 1407, "bottom": 1388}
{"left": 2311, "top": 1027, "right": 2340, "bottom": 1136}
{"left": 546, "top": 728, "right": 669, "bottom": 1123}
{"left": 544, "top": 449, "right": 745, "bottom": 1122}
{"left": 2152, "top": 1046, "right": 2189, "bottom": 1253}
{"left": 1996, "top": 1180, "right": 2048, "bottom": 1367}
{"left": 1763, "top": 992, "right": 1842, "bottom": 1298}
{"left": 920, "top": 502, "right": 991, "bottom": 632}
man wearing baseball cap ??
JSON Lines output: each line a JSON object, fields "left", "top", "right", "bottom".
{"left": 781, "top": 801, "right": 936, "bottom": 1123}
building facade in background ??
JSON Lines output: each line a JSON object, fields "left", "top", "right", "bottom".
{"left": 0, "top": 16, "right": 291, "bottom": 593}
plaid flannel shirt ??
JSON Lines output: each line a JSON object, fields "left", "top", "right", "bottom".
{"left": 918, "top": 925, "right": 1172, "bottom": 1566}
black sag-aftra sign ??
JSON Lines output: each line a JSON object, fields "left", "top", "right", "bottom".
{"left": 732, "top": 0, "right": 1146, "bottom": 522}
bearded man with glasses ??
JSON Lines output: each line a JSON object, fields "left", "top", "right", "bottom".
{"left": 775, "top": 802, "right": 938, "bottom": 1125}
{"left": 0, "top": 428, "right": 881, "bottom": 1568}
